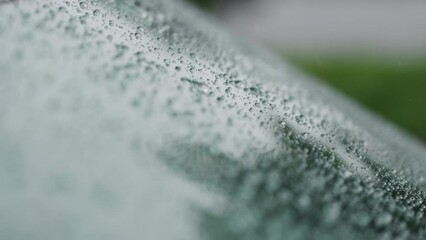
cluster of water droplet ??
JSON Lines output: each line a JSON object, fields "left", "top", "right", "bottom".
{"left": 0, "top": 0, "right": 425, "bottom": 239}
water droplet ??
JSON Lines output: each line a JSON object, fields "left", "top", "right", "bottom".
{"left": 375, "top": 213, "right": 393, "bottom": 227}
{"left": 79, "top": 1, "right": 89, "bottom": 10}
{"left": 323, "top": 203, "right": 341, "bottom": 225}
{"left": 93, "top": 9, "right": 100, "bottom": 16}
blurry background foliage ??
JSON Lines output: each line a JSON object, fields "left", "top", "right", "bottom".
{"left": 186, "top": 0, "right": 426, "bottom": 142}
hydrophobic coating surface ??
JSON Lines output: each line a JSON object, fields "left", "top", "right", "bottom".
{"left": 0, "top": 1, "right": 426, "bottom": 239}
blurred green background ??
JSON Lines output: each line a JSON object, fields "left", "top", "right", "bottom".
{"left": 287, "top": 56, "right": 426, "bottom": 142}
{"left": 187, "top": 0, "right": 426, "bottom": 142}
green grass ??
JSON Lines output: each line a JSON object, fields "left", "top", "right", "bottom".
{"left": 287, "top": 56, "right": 426, "bottom": 142}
